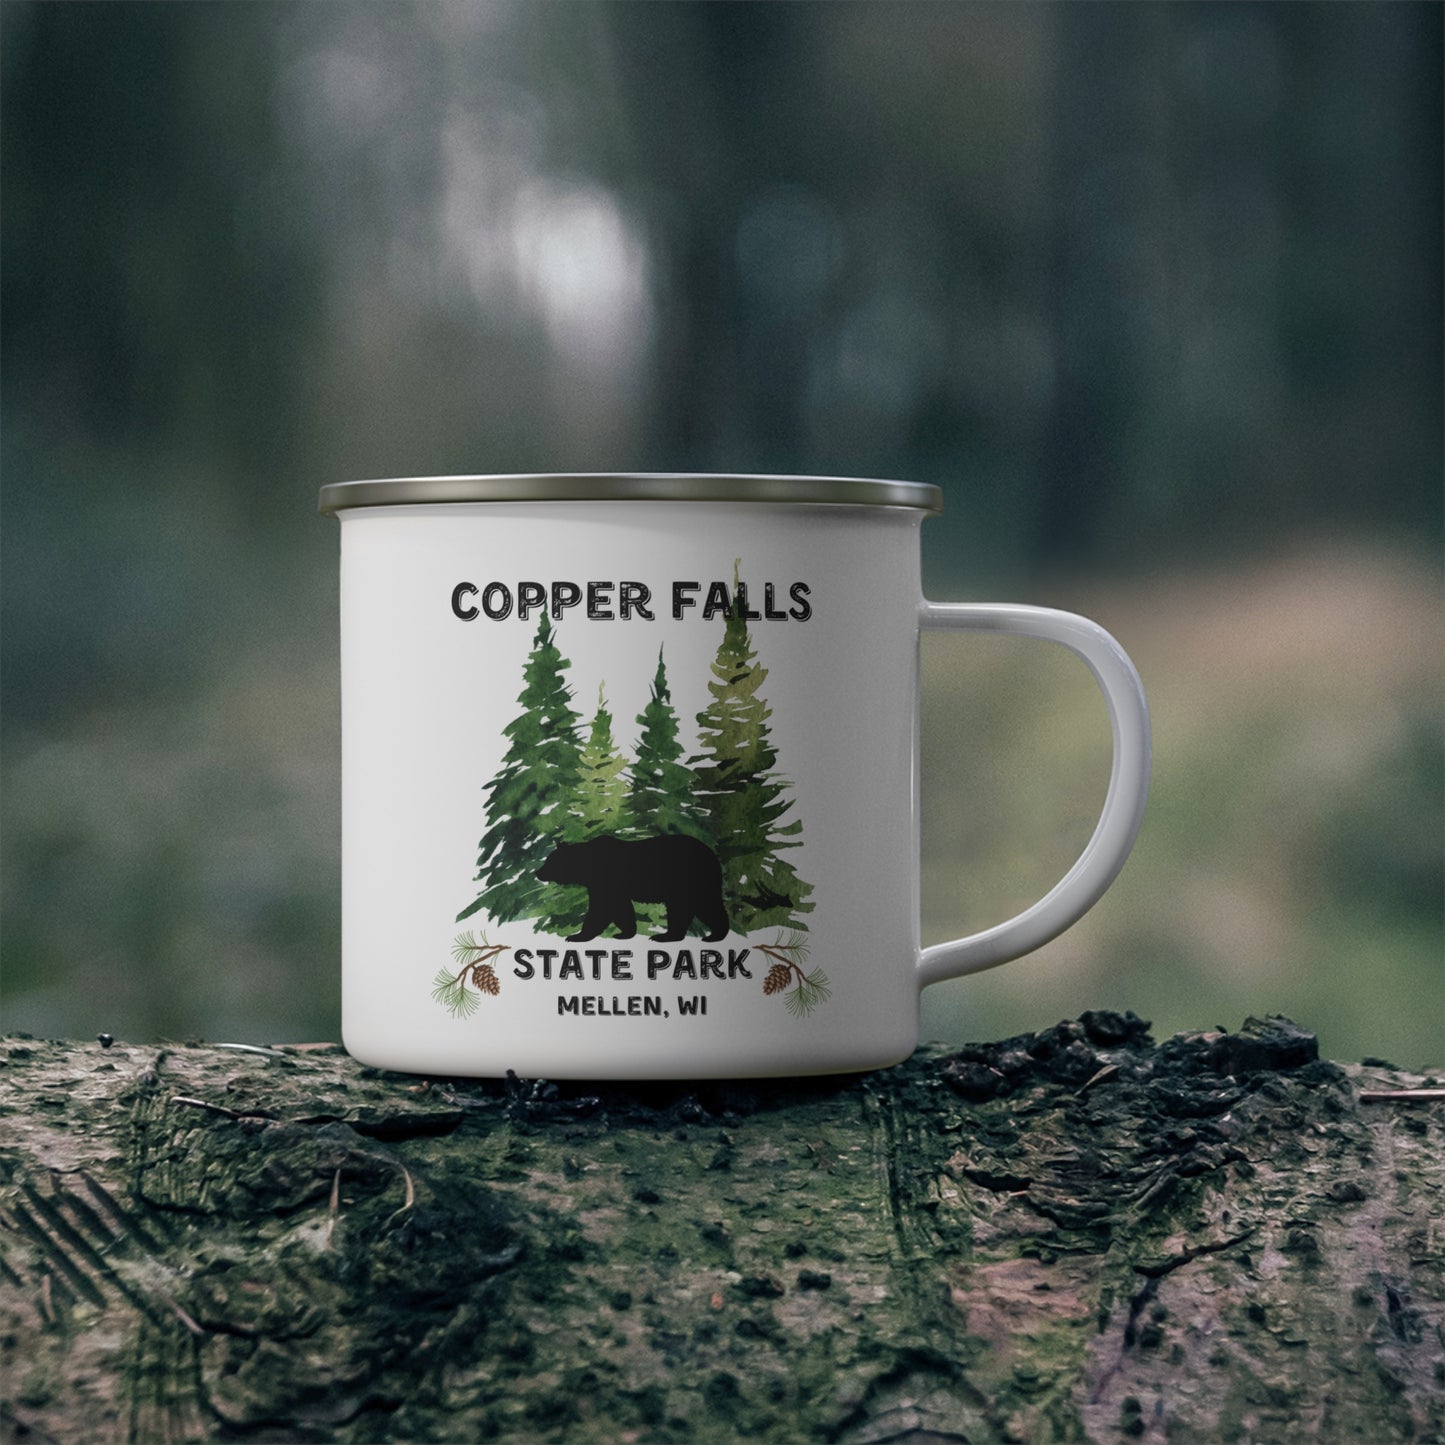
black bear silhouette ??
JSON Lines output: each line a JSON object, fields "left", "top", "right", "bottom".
{"left": 536, "top": 834, "right": 730, "bottom": 943}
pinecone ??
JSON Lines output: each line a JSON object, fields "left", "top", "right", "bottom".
{"left": 763, "top": 963, "right": 792, "bottom": 997}
{"left": 471, "top": 963, "right": 501, "bottom": 996}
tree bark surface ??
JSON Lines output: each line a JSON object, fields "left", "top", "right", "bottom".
{"left": 1, "top": 1014, "right": 1441, "bottom": 1444}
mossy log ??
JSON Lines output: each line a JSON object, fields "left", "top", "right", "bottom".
{"left": 2, "top": 1015, "right": 1441, "bottom": 1444}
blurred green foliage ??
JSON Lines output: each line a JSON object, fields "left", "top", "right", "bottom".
{"left": 2, "top": 2, "right": 1440, "bottom": 1062}
{"left": 919, "top": 547, "right": 1443, "bottom": 1068}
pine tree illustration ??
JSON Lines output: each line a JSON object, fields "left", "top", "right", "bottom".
{"left": 626, "top": 647, "right": 712, "bottom": 933}
{"left": 458, "top": 610, "right": 584, "bottom": 925}
{"left": 692, "top": 562, "right": 814, "bottom": 933}
{"left": 628, "top": 647, "right": 711, "bottom": 844}
{"left": 572, "top": 684, "right": 632, "bottom": 840}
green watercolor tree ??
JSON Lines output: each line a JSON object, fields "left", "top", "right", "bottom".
{"left": 529, "top": 683, "right": 634, "bottom": 936}
{"left": 571, "top": 684, "right": 632, "bottom": 840}
{"left": 458, "top": 611, "right": 584, "bottom": 926}
{"left": 691, "top": 564, "right": 814, "bottom": 933}
{"left": 627, "top": 648, "right": 711, "bottom": 934}
{"left": 628, "top": 648, "right": 711, "bottom": 845}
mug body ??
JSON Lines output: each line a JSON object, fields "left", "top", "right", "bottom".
{"left": 332, "top": 486, "right": 932, "bottom": 1078}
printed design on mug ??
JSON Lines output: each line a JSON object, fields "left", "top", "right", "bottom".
{"left": 431, "top": 929, "right": 508, "bottom": 1018}
{"left": 434, "top": 564, "right": 831, "bottom": 1020}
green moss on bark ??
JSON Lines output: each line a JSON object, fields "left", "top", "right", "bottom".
{"left": 1, "top": 1017, "right": 1441, "bottom": 1443}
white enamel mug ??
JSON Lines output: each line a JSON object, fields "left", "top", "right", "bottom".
{"left": 320, "top": 474, "right": 1151, "bottom": 1080}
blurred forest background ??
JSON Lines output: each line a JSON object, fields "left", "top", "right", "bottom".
{"left": 3, "top": 2, "right": 1441, "bottom": 1066}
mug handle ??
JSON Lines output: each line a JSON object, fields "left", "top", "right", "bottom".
{"left": 917, "top": 602, "right": 1152, "bottom": 987}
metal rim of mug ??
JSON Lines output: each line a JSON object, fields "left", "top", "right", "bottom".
{"left": 317, "top": 473, "right": 943, "bottom": 516}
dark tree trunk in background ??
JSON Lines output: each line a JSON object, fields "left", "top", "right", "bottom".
{"left": 2, "top": 1016, "right": 1441, "bottom": 1444}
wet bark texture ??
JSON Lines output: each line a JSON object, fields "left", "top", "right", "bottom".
{"left": 2, "top": 1014, "right": 1441, "bottom": 1444}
